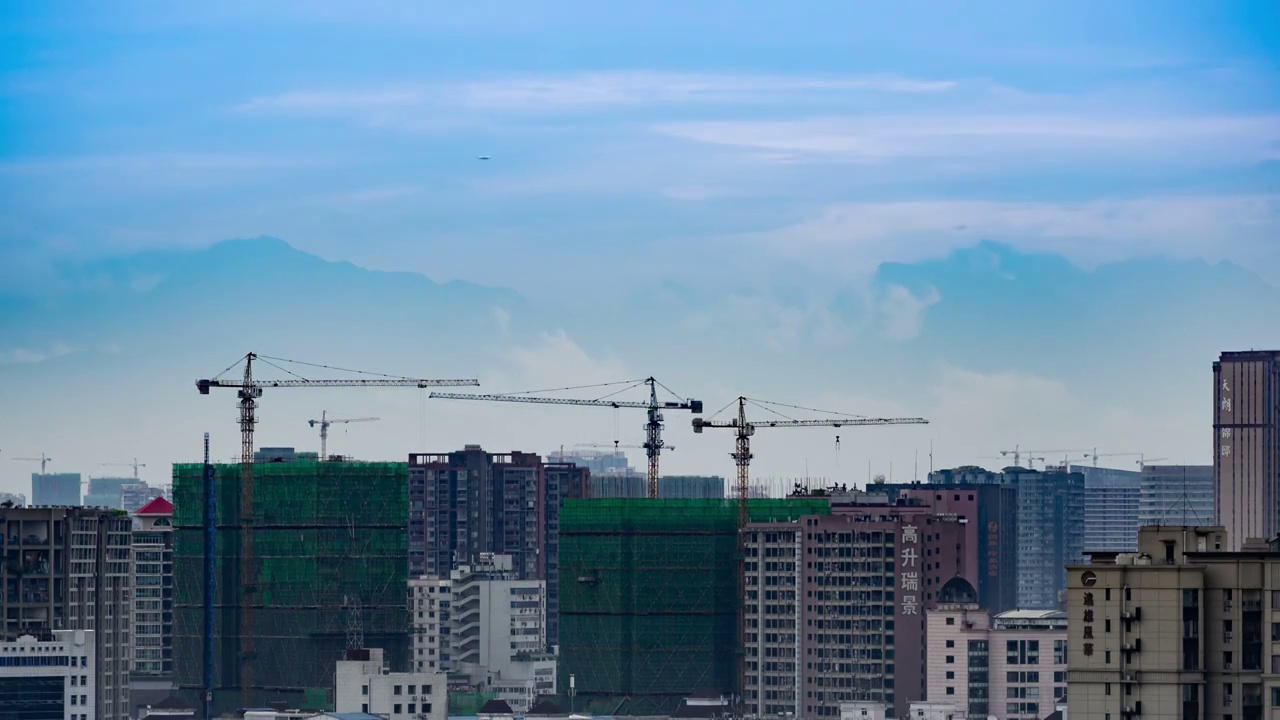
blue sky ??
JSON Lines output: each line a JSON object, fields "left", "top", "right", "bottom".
{"left": 1, "top": 2, "right": 1278, "bottom": 494}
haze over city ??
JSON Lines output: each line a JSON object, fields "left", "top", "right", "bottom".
{"left": 3, "top": 1, "right": 1279, "bottom": 496}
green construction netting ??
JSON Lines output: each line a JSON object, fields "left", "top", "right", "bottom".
{"left": 557, "top": 498, "right": 828, "bottom": 714}
{"left": 171, "top": 461, "right": 409, "bottom": 713}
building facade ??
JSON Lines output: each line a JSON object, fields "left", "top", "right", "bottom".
{"left": 409, "top": 576, "right": 452, "bottom": 674}
{"left": 924, "top": 578, "right": 1067, "bottom": 720}
{"left": 121, "top": 483, "right": 167, "bottom": 514}
{"left": 0, "top": 629, "right": 96, "bottom": 720}
{"left": 1214, "top": 350, "right": 1280, "bottom": 550}
{"left": 0, "top": 493, "right": 25, "bottom": 507}
{"left": 1066, "top": 525, "right": 1280, "bottom": 720}
{"left": 925, "top": 466, "right": 1084, "bottom": 610}
{"left": 1076, "top": 465, "right": 1141, "bottom": 553}
{"left": 744, "top": 499, "right": 971, "bottom": 719}
{"left": 0, "top": 506, "right": 131, "bottom": 720}
{"left": 131, "top": 497, "right": 174, "bottom": 678}
{"left": 31, "top": 474, "right": 80, "bottom": 506}
{"left": 84, "top": 477, "right": 134, "bottom": 509}
{"left": 880, "top": 481, "right": 1020, "bottom": 614}
{"left": 1140, "top": 464, "right": 1214, "bottom": 527}
{"left": 408, "top": 447, "right": 588, "bottom": 650}
{"left": 335, "top": 647, "right": 447, "bottom": 720}
{"left": 448, "top": 554, "right": 554, "bottom": 712}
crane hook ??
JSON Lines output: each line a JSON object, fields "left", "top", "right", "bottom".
{"left": 835, "top": 434, "right": 841, "bottom": 468}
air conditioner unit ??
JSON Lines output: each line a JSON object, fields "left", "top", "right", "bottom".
{"left": 1121, "top": 608, "right": 1141, "bottom": 621}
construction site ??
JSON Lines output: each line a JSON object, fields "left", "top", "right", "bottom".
{"left": 556, "top": 497, "right": 831, "bottom": 716}
{"left": 172, "top": 459, "right": 410, "bottom": 713}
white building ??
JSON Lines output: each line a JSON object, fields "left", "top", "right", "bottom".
{"left": 925, "top": 578, "right": 1067, "bottom": 720}
{"left": 0, "top": 629, "right": 95, "bottom": 720}
{"left": 839, "top": 702, "right": 887, "bottom": 720}
{"left": 409, "top": 575, "right": 451, "bottom": 673}
{"left": 335, "top": 647, "right": 447, "bottom": 720}
{"left": 906, "top": 701, "right": 964, "bottom": 720}
{"left": 449, "top": 554, "right": 555, "bottom": 712}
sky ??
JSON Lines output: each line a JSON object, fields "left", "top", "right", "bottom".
{"left": 1, "top": 2, "right": 1279, "bottom": 496}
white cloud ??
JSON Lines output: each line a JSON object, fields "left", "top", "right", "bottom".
{"left": 491, "top": 306, "right": 511, "bottom": 335}
{"left": 750, "top": 194, "right": 1280, "bottom": 273}
{"left": 654, "top": 114, "right": 1280, "bottom": 164}
{"left": 235, "top": 71, "right": 958, "bottom": 120}
{"left": 1, "top": 343, "right": 79, "bottom": 365}
{"left": 877, "top": 284, "right": 941, "bottom": 341}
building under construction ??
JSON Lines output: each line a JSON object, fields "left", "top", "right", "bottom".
{"left": 172, "top": 459, "right": 409, "bottom": 713}
{"left": 557, "top": 498, "right": 830, "bottom": 716}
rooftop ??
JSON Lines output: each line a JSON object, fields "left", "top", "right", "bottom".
{"left": 135, "top": 496, "right": 174, "bottom": 516}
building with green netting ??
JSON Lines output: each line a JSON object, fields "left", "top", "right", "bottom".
{"left": 172, "top": 460, "right": 409, "bottom": 714}
{"left": 557, "top": 498, "right": 829, "bottom": 716}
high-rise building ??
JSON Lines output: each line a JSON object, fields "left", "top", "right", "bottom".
{"left": 408, "top": 446, "right": 588, "bottom": 650}
{"left": 0, "top": 506, "right": 132, "bottom": 720}
{"left": 1065, "top": 525, "right": 1280, "bottom": 720}
{"left": 546, "top": 449, "right": 631, "bottom": 476}
{"left": 449, "top": 553, "right": 554, "bottom": 712}
{"left": 0, "top": 629, "right": 96, "bottom": 720}
{"left": 31, "top": 473, "right": 80, "bottom": 506}
{"left": 744, "top": 499, "right": 970, "bottom": 719}
{"left": 1140, "top": 464, "right": 1214, "bottom": 526}
{"left": 559, "top": 497, "right": 830, "bottom": 716}
{"left": 0, "top": 493, "right": 25, "bottom": 507}
{"left": 131, "top": 497, "right": 174, "bottom": 678}
{"left": 121, "top": 483, "right": 166, "bottom": 514}
{"left": 926, "top": 466, "right": 1085, "bottom": 609}
{"left": 1075, "top": 465, "right": 1141, "bottom": 552}
{"left": 335, "top": 647, "right": 448, "bottom": 720}
{"left": 879, "top": 480, "right": 1020, "bottom": 614}
{"left": 923, "top": 578, "right": 1067, "bottom": 720}
{"left": 84, "top": 477, "right": 135, "bottom": 509}
{"left": 172, "top": 459, "right": 409, "bottom": 713}
{"left": 409, "top": 576, "right": 452, "bottom": 673}
{"left": 1214, "top": 350, "right": 1280, "bottom": 550}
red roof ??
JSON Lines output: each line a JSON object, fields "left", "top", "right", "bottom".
{"left": 135, "top": 497, "right": 173, "bottom": 516}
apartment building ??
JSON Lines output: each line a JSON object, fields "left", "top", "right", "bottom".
{"left": 1140, "top": 464, "right": 1214, "bottom": 527}
{"left": 1067, "top": 525, "right": 1280, "bottom": 720}
{"left": 1077, "top": 465, "right": 1141, "bottom": 553}
{"left": 0, "top": 629, "right": 96, "bottom": 720}
{"left": 0, "top": 506, "right": 132, "bottom": 720}
{"left": 745, "top": 497, "right": 970, "bottom": 719}
{"left": 131, "top": 496, "right": 174, "bottom": 677}
{"left": 408, "top": 575, "right": 451, "bottom": 673}
{"left": 335, "top": 647, "right": 447, "bottom": 720}
{"left": 449, "top": 554, "right": 555, "bottom": 712}
{"left": 924, "top": 577, "right": 1067, "bottom": 720}
{"left": 1214, "top": 350, "right": 1280, "bottom": 550}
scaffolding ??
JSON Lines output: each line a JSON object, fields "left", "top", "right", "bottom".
{"left": 172, "top": 460, "right": 409, "bottom": 713}
{"left": 557, "top": 498, "right": 829, "bottom": 715}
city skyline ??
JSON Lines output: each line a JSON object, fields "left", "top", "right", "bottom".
{"left": 3, "top": 2, "right": 1279, "bottom": 495}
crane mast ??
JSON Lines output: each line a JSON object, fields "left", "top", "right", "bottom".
{"left": 196, "top": 352, "right": 477, "bottom": 703}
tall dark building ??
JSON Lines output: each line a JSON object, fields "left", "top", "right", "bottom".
{"left": 0, "top": 506, "right": 133, "bottom": 720}
{"left": 879, "top": 478, "right": 1019, "bottom": 614}
{"left": 30, "top": 473, "right": 80, "bottom": 506}
{"left": 408, "top": 446, "right": 588, "bottom": 649}
{"left": 1213, "top": 350, "right": 1280, "bottom": 550}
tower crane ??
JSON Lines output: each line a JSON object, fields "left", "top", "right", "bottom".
{"left": 999, "top": 447, "right": 1090, "bottom": 469}
{"left": 431, "top": 377, "right": 701, "bottom": 498}
{"left": 196, "top": 352, "right": 478, "bottom": 700}
{"left": 1085, "top": 451, "right": 1167, "bottom": 469}
{"left": 12, "top": 454, "right": 52, "bottom": 474}
{"left": 693, "top": 397, "right": 929, "bottom": 525}
{"left": 308, "top": 411, "right": 380, "bottom": 460}
{"left": 692, "top": 396, "right": 927, "bottom": 713}
{"left": 101, "top": 458, "right": 146, "bottom": 480}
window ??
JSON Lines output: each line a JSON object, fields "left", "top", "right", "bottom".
{"left": 946, "top": 687, "right": 954, "bottom": 695}
{"left": 946, "top": 671, "right": 954, "bottom": 679}
{"left": 362, "top": 685, "right": 368, "bottom": 695}
{"left": 409, "top": 685, "right": 417, "bottom": 695}
{"left": 946, "top": 655, "right": 954, "bottom": 664}
{"left": 394, "top": 685, "right": 403, "bottom": 695}
{"left": 409, "top": 704, "right": 417, "bottom": 713}
{"left": 1271, "top": 687, "right": 1280, "bottom": 707}
{"left": 394, "top": 704, "right": 402, "bottom": 714}
{"left": 946, "top": 617, "right": 955, "bottom": 626}
{"left": 946, "top": 640, "right": 955, "bottom": 648}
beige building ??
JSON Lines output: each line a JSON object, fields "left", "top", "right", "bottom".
{"left": 409, "top": 575, "right": 452, "bottom": 673}
{"left": 1067, "top": 525, "right": 1280, "bottom": 720}
{"left": 925, "top": 578, "right": 1068, "bottom": 720}
{"left": 1213, "top": 351, "right": 1280, "bottom": 551}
